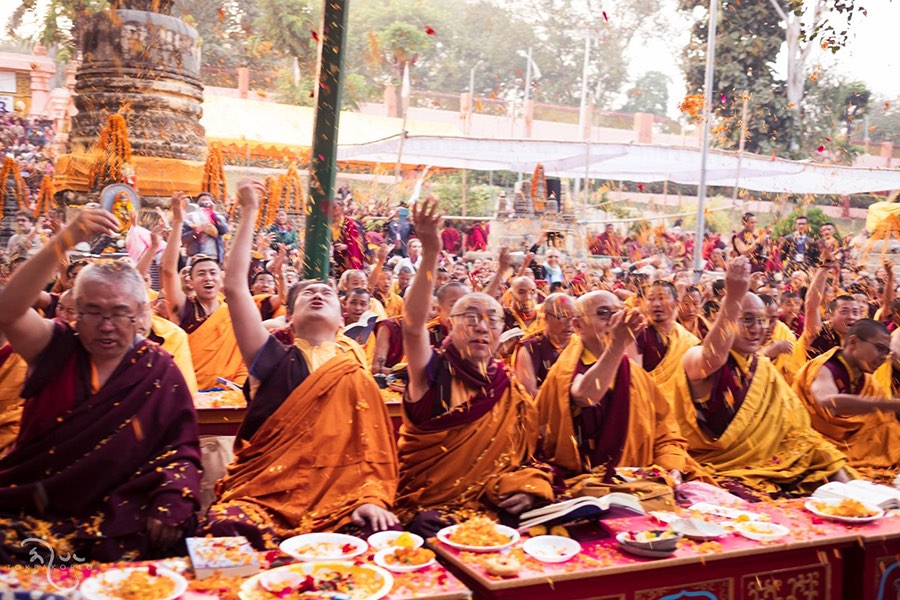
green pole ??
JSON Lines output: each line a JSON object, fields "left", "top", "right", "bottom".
{"left": 302, "top": 0, "right": 349, "bottom": 280}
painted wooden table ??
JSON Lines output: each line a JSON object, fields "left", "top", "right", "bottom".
{"left": 432, "top": 500, "right": 900, "bottom": 600}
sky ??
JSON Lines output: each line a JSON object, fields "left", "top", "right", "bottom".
{"left": 1, "top": 0, "right": 898, "bottom": 119}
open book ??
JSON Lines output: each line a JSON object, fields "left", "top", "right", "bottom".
{"left": 517, "top": 493, "right": 645, "bottom": 531}
{"left": 342, "top": 311, "right": 378, "bottom": 345}
{"left": 812, "top": 480, "right": 900, "bottom": 510}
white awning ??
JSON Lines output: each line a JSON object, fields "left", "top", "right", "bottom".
{"left": 336, "top": 135, "right": 900, "bottom": 195}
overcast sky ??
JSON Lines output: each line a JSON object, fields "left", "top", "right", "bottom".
{"left": 2, "top": 0, "right": 898, "bottom": 119}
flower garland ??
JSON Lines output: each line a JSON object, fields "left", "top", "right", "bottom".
{"left": 530, "top": 163, "right": 546, "bottom": 212}
{"left": 89, "top": 113, "right": 133, "bottom": 190}
{"left": 202, "top": 144, "right": 226, "bottom": 203}
{"left": 33, "top": 175, "right": 54, "bottom": 219}
{"left": 0, "top": 157, "right": 28, "bottom": 212}
{"left": 280, "top": 163, "right": 304, "bottom": 217}
{"left": 257, "top": 175, "right": 282, "bottom": 230}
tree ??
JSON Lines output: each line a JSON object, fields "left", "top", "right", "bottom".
{"left": 619, "top": 71, "right": 670, "bottom": 115}
{"left": 801, "top": 75, "right": 870, "bottom": 164}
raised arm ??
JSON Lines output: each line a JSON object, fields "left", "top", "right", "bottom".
{"left": 880, "top": 262, "right": 894, "bottom": 324}
{"left": 367, "top": 244, "right": 392, "bottom": 291}
{"left": 516, "top": 251, "right": 536, "bottom": 278}
{"left": 403, "top": 197, "right": 443, "bottom": 403}
{"left": 161, "top": 192, "right": 188, "bottom": 319}
{"left": 484, "top": 247, "right": 512, "bottom": 300}
{"left": 223, "top": 180, "right": 270, "bottom": 366}
{"left": 136, "top": 221, "right": 166, "bottom": 278}
{"left": 571, "top": 309, "right": 645, "bottom": 406}
{"left": 803, "top": 265, "right": 830, "bottom": 340}
{"left": 0, "top": 208, "right": 120, "bottom": 362}
{"left": 683, "top": 257, "right": 750, "bottom": 381}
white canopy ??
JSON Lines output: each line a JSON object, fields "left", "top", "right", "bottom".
{"left": 336, "top": 135, "right": 900, "bottom": 195}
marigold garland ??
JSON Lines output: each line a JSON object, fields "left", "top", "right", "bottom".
{"left": 280, "top": 163, "right": 304, "bottom": 217}
{"left": 530, "top": 163, "right": 546, "bottom": 212}
{"left": 89, "top": 113, "right": 133, "bottom": 190}
{"left": 202, "top": 144, "right": 226, "bottom": 203}
{"left": 257, "top": 176, "right": 282, "bottom": 230}
{"left": 34, "top": 175, "right": 54, "bottom": 219}
{"left": 0, "top": 156, "right": 28, "bottom": 211}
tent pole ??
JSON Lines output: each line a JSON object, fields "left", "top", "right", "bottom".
{"left": 302, "top": 0, "right": 349, "bottom": 279}
{"left": 692, "top": 0, "right": 719, "bottom": 283}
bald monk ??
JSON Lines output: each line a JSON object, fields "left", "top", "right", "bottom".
{"left": 396, "top": 198, "right": 553, "bottom": 536}
{"left": 759, "top": 294, "right": 802, "bottom": 385}
{"left": 799, "top": 263, "right": 863, "bottom": 361}
{"left": 514, "top": 293, "right": 577, "bottom": 397}
{"left": 674, "top": 258, "right": 850, "bottom": 499}
{"left": 162, "top": 192, "right": 247, "bottom": 390}
{"left": 503, "top": 276, "right": 543, "bottom": 334}
{"left": 0, "top": 331, "right": 26, "bottom": 456}
{"left": 427, "top": 281, "right": 470, "bottom": 348}
{"left": 678, "top": 286, "right": 710, "bottom": 340}
{"left": 340, "top": 269, "right": 388, "bottom": 320}
{"left": 793, "top": 319, "right": 900, "bottom": 482}
{"left": 628, "top": 281, "right": 699, "bottom": 397}
{"left": 202, "top": 181, "right": 399, "bottom": 549}
{"left": 0, "top": 207, "right": 200, "bottom": 563}
{"left": 537, "top": 291, "right": 696, "bottom": 490}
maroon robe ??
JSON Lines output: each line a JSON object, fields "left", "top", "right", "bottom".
{"left": 634, "top": 326, "right": 669, "bottom": 372}
{"left": 807, "top": 323, "right": 841, "bottom": 361}
{"left": 0, "top": 322, "right": 201, "bottom": 564}
{"left": 520, "top": 333, "right": 562, "bottom": 390}
{"left": 374, "top": 318, "right": 405, "bottom": 368}
{"left": 693, "top": 353, "right": 758, "bottom": 439}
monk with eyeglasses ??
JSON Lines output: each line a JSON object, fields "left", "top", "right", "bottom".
{"left": 514, "top": 293, "right": 577, "bottom": 397}
{"left": 671, "top": 257, "right": 851, "bottom": 500}
{"left": 395, "top": 197, "right": 554, "bottom": 537}
{"left": 793, "top": 318, "right": 900, "bottom": 483}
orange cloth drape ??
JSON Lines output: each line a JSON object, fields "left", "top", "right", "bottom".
{"left": 188, "top": 305, "right": 247, "bottom": 390}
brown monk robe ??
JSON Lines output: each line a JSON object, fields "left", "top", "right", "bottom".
{"left": 397, "top": 198, "right": 553, "bottom": 537}
{"left": 628, "top": 281, "right": 699, "bottom": 398}
{"left": 793, "top": 319, "right": 900, "bottom": 483}
{"left": 201, "top": 181, "right": 399, "bottom": 550}
{"left": 675, "top": 258, "right": 850, "bottom": 500}
{"left": 538, "top": 292, "right": 699, "bottom": 497}
{"left": 514, "top": 293, "right": 577, "bottom": 397}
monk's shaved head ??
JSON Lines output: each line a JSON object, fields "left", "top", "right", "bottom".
{"left": 448, "top": 292, "right": 504, "bottom": 364}
{"left": 451, "top": 292, "right": 503, "bottom": 316}
{"left": 543, "top": 293, "right": 576, "bottom": 316}
{"left": 741, "top": 292, "right": 765, "bottom": 312}
{"left": 848, "top": 318, "right": 890, "bottom": 340}
{"left": 510, "top": 275, "right": 538, "bottom": 313}
{"left": 576, "top": 290, "right": 619, "bottom": 315}
{"left": 846, "top": 318, "right": 891, "bottom": 373}
{"left": 512, "top": 276, "right": 536, "bottom": 289}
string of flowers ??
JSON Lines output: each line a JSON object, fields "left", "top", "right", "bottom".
{"left": 34, "top": 175, "right": 54, "bottom": 219}
{"left": 0, "top": 156, "right": 28, "bottom": 211}
{"left": 257, "top": 176, "right": 281, "bottom": 230}
{"left": 201, "top": 144, "right": 226, "bottom": 203}
{"left": 530, "top": 163, "right": 546, "bottom": 212}
{"left": 88, "top": 113, "right": 133, "bottom": 190}
{"left": 280, "top": 163, "right": 304, "bottom": 217}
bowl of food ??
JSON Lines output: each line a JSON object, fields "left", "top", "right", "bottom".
{"left": 804, "top": 498, "right": 884, "bottom": 523}
{"left": 733, "top": 521, "right": 790, "bottom": 542}
{"left": 244, "top": 561, "right": 392, "bottom": 600}
{"left": 522, "top": 535, "right": 581, "bottom": 563}
{"left": 279, "top": 532, "right": 368, "bottom": 562}
{"left": 366, "top": 531, "right": 424, "bottom": 551}
{"left": 617, "top": 529, "right": 681, "bottom": 552}
{"left": 436, "top": 517, "right": 519, "bottom": 552}
{"left": 79, "top": 567, "right": 187, "bottom": 600}
{"left": 373, "top": 546, "right": 436, "bottom": 573}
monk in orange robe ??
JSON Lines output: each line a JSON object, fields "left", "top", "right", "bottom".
{"left": 427, "top": 281, "right": 470, "bottom": 349}
{"left": 201, "top": 181, "right": 399, "bottom": 549}
{"left": 396, "top": 198, "right": 553, "bottom": 537}
{"left": 677, "top": 286, "right": 710, "bottom": 340}
{"left": 627, "top": 281, "right": 699, "bottom": 398}
{"left": 538, "top": 291, "right": 698, "bottom": 493}
{"left": 675, "top": 258, "right": 850, "bottom": 500}
{"left": 502, "top": 276, "right": 544, "bottom": 335}
{"left": 514, "top": 293, "right": 576, "bottom": 397}
{"left": 162, "top": 192, "right": 247, "bottom": 390}
{"left": 793, "top": 319, "right": 900, "bottom": 482}
{"left": 0, "top": 334, "right": 27, "bottom": 456}
{"left": 758, "top": 294, "right": 802, "bottom": 385}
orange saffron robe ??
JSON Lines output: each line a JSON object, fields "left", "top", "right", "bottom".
{"left": 187, "top": 303, "right": 248, "bottom": 390}
{"left": 537, "top": 337, "right": 696, "bottom": 480}
{"left": 672, "top": 354, "right": 848, "bottom": 494}
{"left": 0, "top": 345, "right": 27, "bottom": 455}
{"left": 793, "top": 347, "right": 900, "bottom": 481}
{"left": 214, "top": 343, "right": 398, "bottom": 537}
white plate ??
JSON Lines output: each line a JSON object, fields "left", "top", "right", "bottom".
{"left": 670, "top": 518, "right": 727, "bottom": 540}
{"left": 373, "top": 547, "right": 436, "bottom": 573}
{"left": 522, "top": 535, "right": 581, "bottom": 563}
{"left": 804, "top": 499, "right": 885, "bottom": 523}
{"left": 279, "top": 532, "right": 368, "bottom": 562}
{"left": 688, "top": 502, "right": 762, "bottom": 521}
{"left": 436, "top": 523, "right": 520, "bottom": 552}
{"left": 366, "top": 530, "right": 424, "bottom": 551}
{"left": 615, "top": 533, "right": 675, "bottom": 559}
{"left": 733, "top": 521, "right": 790, "bottom": 542}
{"left": 79, "top": 567, "right": 187, "bottom": 600}
{"left": 240, "top": 561, "right": 393, "bottom": 600}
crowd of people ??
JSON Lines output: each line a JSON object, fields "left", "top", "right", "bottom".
{"left": 0, "top": 178, "right": 899, "bottom": 567}
{"left": 0, "top": 113, "right": 55, "bottom": 198}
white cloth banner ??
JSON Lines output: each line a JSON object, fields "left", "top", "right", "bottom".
{"left": 336, "top": 136, "right": 900, "bottom": 195}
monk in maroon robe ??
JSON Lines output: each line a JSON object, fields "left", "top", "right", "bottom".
{"left": 332, "top": 200, "right": 366, "bottom": 275}
{"left": 0, "top": 208, "right": 201, "bottom": 564}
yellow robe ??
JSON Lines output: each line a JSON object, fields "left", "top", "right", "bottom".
{"left": 380, "top": 292, "right": 404, "bottom": 318}
{"left": 672, "top": 355, "right": 848, "bottom": 494}
{"left": 537, "top": 336, "right": 698, "bottom": 479}
{"left": 769, "top": 320, "right": 803, "bottom": 385}
{"left": 642, "top": 323, "right": 699, "bottom": 399}
{"left": 0, "top": 347, "right": 27, "bottom": 455}
{"left": 188, "top": 304, "right": 248, "bottom": 390}
{"left": 150, "top": 315, "right": 199, "bottom": 395}
{"left": 793, "top": 348, "right": 900, "bottom": 481}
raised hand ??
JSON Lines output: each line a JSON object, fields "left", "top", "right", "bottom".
{"left": 724, "top": 256, "right": 751, "bottom": 301}
{"left": 170, "top": 191, "right": 186, "bottom": 223}
{"left": 411, "top": 196, "right": 442, "bottom": 254}
{"left": 237, "top": 179, "right": 265, "bottom": 211}
{"left": 609, "top": 308, "right": 645, "bottom": 348}
{"left": 63, "top": 207, "right": 120, "bottom": 247}
{"left": 498, "top": 246, "right": 513, "bottom": 273}
{"left": 376, "top": 243, "right": 394, "bottom": 263}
